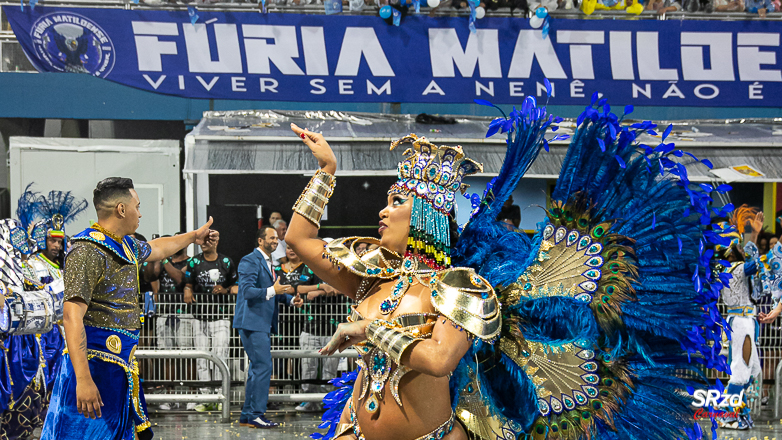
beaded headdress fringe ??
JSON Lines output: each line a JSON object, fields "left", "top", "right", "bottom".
{"left": 387, "top": 134, "right": 482, "bottom": 269}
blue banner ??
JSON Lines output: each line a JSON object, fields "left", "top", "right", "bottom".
{"left": 5, "top": 6, "right": 782, "bottom": 106}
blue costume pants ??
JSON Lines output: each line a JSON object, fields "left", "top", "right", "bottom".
{"left": 239, "top": 329, "right": 272, "bottom": 419}
{"left": 41, "top": 326, "right": 152, "bottom": 440}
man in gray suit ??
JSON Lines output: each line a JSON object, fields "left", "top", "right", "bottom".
{"left": 234, "top": 225, "right": 302, "bottom": 429}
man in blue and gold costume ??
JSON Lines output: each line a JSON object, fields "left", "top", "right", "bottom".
{"left": 41, "top": 177, "right": 217, "bottom": 440}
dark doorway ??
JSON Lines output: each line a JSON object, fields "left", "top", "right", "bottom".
{"left": 206, "top": 204, "right": 259, "bottom": 265}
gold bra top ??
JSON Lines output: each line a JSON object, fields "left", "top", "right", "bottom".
{"left": 325, "top": 236, "right": 502, "bottom": 341}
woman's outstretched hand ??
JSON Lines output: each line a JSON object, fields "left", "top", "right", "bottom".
{"left": 320, "top": 320, "right": 370, "bottom": 356}
{"left": 291, "top": 123, "right": 337, "bottom": 175}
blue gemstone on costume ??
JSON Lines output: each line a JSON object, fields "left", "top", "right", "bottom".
{"left": 583, "top": 373, "right": 599, "bottom": 384}
{"left": 583, "top": 385, "right": 598, "bottom": 397}
{"left": 580, "top": 362, "right": 597, "bottom": 372}
{"left": 372, "top": 355, "right": 387, "bottom": 373}
{"left": 523, "top": 282, "right": 532, "bottom": 291}
{"left": 586, "top": 243, "right": 603, "bottom": 255}
{"left": 583, "top": 269, "right": 600, "bottom": 280}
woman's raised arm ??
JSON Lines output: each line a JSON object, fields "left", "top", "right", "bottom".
{"left": 286, "top": 123, "right": 361, "bottom": 299}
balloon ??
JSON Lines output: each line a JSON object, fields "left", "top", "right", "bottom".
{"left": 427, "top": 0, "right": 440, "bottom": 6}
{"left": 469, "top": 0, "right": 480, "bottom": 6}
{"left": 475, "top": 5, "right": 486, "bottom": 17}
{"left": 529, "top": 15, "right": 544, "bottom": 28}
{"left": 626, "top": 1, "right": 643, "bottom": 13}
{"left": 379, "top": 5, "right": 392, "bottom": 17}
{"left": 535, "top": 6, "right": 548, "bottom": 17}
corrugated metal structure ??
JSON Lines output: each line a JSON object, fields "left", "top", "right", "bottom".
{"left": 185, "top": 111, "right": 782, "bottom": 179}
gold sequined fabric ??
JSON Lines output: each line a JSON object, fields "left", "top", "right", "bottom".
{"left": 64, "top": 241, "right": 141, "bottom": 329}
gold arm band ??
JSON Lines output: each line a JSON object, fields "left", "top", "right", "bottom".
{"left": 293, "top": 169, "right": 336, "bottom": 227}
{"left": 365, "top": 319, "right": 420, "bottom": 365}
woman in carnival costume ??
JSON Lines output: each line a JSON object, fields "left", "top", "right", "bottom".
{"left": 286, "top": 89, "right": 730, "bottom": 440}
{"left": 0, "top": 186, "right": 86, "bottom": 440}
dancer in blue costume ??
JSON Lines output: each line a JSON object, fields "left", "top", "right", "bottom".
{"left": 2, "top": 191, "right": 87, "bottom": 439}
{"left": 289, "top": 90, "right": 730, "bottom": 440}
{"left": 41, "top": 177, "right": 217, "bottom": 440}
{"left": 0, "top": 186, "right": 84, "bottom": 440}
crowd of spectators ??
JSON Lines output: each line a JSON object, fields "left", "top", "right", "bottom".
{"left": 136, "top": 210, "right": 348, "bottom": 415}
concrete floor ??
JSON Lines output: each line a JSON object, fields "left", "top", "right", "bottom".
{"left": 145, "top": 407, "right": 782, "bottom": 440}
{"left": 149, "top": 410, "right": 323, "bottom": 439}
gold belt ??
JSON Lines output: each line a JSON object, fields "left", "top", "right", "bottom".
{"left": 726, "top": 306, "right": 755, "bottom": 317}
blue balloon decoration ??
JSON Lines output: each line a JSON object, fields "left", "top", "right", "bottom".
{"left": 469, "top": 0, "right": 480, "bottom": 6}
{"left": 379, "top": 5, "right": 392, "bottom": 18}
{"left": 535, "top": 6, "right": 548, "bottom": 17}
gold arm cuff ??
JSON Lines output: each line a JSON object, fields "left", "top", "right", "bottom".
{"left": 366, "top": 319, "right": 420, "bottom": 365}
{"left": 292, "top": 169, "right": 336, "bottom": 227}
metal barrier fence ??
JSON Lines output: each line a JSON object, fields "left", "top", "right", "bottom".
{"left": 137, "top": 296, "right": 353, "bottom": 409}
{"left": 138, "top": 292, "right": 782, "bottom": 413}
{"left": 136, "top": 349, "right": 232, "bottom": 421}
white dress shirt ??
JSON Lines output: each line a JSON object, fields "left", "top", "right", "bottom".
{"left": 271, "top": 239, "right": 287, "bottom": 266}
{"left": 257, "top": 248, "right": 278, "bottom": 301}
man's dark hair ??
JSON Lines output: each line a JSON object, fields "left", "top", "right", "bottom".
{"left": 257, "top": 225, "right": 275, "bottom": 241}
{"left": 93, "top": 177, "right": 134, "bottom": 214}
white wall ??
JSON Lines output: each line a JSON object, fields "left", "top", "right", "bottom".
{"left": 10, "top": 137, "right": 180, "bottom": 240}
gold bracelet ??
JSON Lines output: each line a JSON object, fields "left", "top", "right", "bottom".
{"left": 293, "top": 169, "right": 336, "bottom": 227}
{"left": 365, "top": 319, "right": 419, "bottom": 365}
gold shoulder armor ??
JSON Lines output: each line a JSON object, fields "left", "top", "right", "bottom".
{"left": 430, "top": 268, "right": 501, "bottom": 341}
{"left": 323, "top": 237, "right": 404, "bottom": 279}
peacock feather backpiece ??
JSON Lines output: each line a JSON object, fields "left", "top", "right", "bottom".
{"left": 450, "top": 88, "right": 731, "bottom": 440}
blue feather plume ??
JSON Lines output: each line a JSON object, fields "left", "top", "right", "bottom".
{"left": 450, "top": 93, "right": 727, "bottom": 440}
{"left": 37, "top": 190, "right": 88, "bottom": 225}
{"left": 16, "top": 183, "right": 42, "bottom": 231}
{"left": 311, "top": 370, "right": 358, "bottom": 440}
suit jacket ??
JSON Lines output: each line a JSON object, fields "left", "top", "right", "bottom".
{"left": 233, "top": 248, "right": 292, "bottom": 333}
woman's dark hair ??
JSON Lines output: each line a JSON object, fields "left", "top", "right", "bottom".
{"left": 449, "top": 210, "right": 460, "bottom": 249}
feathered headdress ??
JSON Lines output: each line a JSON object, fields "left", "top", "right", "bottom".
{"left": 731, "top": 204, "right": 760, "bottom": 236}
{"left": 30, "top": 190, "right": 88, "bottom": 251}
{"left": 16, "top": 183, "right": 41, "bottom": 232}
{"left": 11, "top": 183, "right": 43, "bottom": 255}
